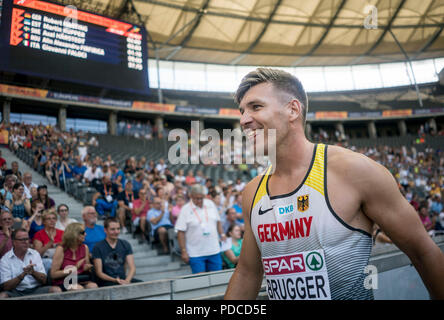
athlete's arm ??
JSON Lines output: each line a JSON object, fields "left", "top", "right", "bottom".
{"left": 224, "top": 176, "right": 264, "bottom": 300}
{"left": 353, "top": 154, "right": 444, "bottom": 299}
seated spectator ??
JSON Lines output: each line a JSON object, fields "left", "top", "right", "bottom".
{"left": 29, "top": 186, "right": 38, "bottom": 203}
{"left": 101, "top": 164, "right": 112, "bottom": 179}
{"left": 110, "top": 163, "right": 125, "bottom": 188}
{"left": 0, "top": 150, "right": 6, "bottom": 169}
{"left": 231, "top": 193, "right": 244, "bottom": 225}
{"left": 84, "top": 163, "right": 103, "bottom": 188}
{"left": 430, "top": 195, "right": 443, "bottom": 216}
{"left": 92, "top": 176, "right": 119, "bottom": 219}
{"left": 22, "top": 172, "right": 37, "bottom": 200}
{"left": 58, "top": 154, "right": 74, "bottom": 189}
{"left": 1, "top": 174, "right": 17, "bottom": 202}
{"left": 35, "top": 185, "right": 56, "bottom": 211}
{"left": 132, "top": 189, "right": 150, "bottom": 242}
{"left": 0, "top": 229, "right": 62, "bottom": 298}
{"left": 155, "top": 158, "right": 167, "bottom": 174}
{"left": 22, "top": 201, "right": 44, "bottom": 241}
{"left": 0, "top": 209, "right": 14, "bottom": 259}
{"left": 116, "top": 181, "right": 134, "bottom": 233}
{"left": 222, "top": 208, "right": 244, "bottom": 234}
{"left": 185, "top": 170, "right": 196, "bottom": 186}
{"left": 5, "top": 183, "right": 31, "bottom": 223}
{"left": 221, "top": 225, "right": 243, "bottom": 269}
{"left": 234, "top": 178, "right": 245, "bottom": 193}
{"left": 33, "top": 146, "right": 44, "bottom": 170}
{"left": 82, "top": 206, "right": 106, "bottom": 252}
{"left": 175, "top": 169, "right": 186, "bottom": 184}
{"left": 72, "top": 157, "right": 87, "bottom": 181}
{"left": 419, "top": 205, "right": 434, "bottom": 234}
{"left": 170, "top": 194, "right": 185, "bottom": 226}
{"left": 132, "top": 171, "right": 145, "bottom": 199}
{"left": 147, "top": 197, "right": 173, "bottom": 254}
{"left": 33, "top": 211, "right": 64, "bottom": 274}
{"left": 50, "top": 223, "right": 97, "bottom": 291}
{"left": 55, "top": 204, "right": 78, "bottom": 231}
{"left": 123, "top": 157, "right": 136, "bottom": 175}
{"left": 4, "top": 161, "right": 22, "bottom": 183}
{"left": 92, "top": 218, "right": 142, "bottom": 286}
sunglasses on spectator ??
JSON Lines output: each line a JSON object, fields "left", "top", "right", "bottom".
{"left": 79, "top": 230, "right": 86, "bottom": 235}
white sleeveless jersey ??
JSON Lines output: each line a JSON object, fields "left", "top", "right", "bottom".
{"left": 250, "top": 144, "right": 373, "bottom": 300}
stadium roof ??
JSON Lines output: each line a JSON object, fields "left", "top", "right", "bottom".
{"left": 55, "top": 0, "right": 444, "bottom": 66}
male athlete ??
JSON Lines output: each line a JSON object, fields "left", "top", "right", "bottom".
{"left": 224, "top": 68, "right": 444, "bottom": 300}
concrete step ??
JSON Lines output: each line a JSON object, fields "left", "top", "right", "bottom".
{"left": 135, "top": 261, "right": 182, "bottom": 274}
{"left": 136, "top": 266, "right": 192, "bottom": 282}
{"left": 134, "top": 254, "right": 173, "bottom": 266}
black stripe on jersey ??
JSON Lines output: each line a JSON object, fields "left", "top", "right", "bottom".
{"left": 323, "top": 145, "right": 372, "bottom": 238}
{"left": 267, "top": 144, "right": 318, "bottom": 200}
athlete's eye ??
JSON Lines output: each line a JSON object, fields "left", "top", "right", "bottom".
{"left": 252, "top": 105, "right": 262, "bottom": 110}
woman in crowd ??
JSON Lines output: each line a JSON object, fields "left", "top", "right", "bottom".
{"left": 55, "top": 204, "right": 78, "bottom": 231}
{"left": 170, "top": 194, "right": 185, "bottom": 226}
{"left": 221, "top": 224, "right": 243, "bottom": 269}
{"left": 35, "top": 185, "right": 56, "bottom": 211}
{"left": 22, "top": 200, "right": 45, "bottom": 240}
{"left": 33, "top": 210, "right": 64, "bottom": 273}
{"left": 419, "top": 205, "right": 435, "bottom": 234}
{"left": 50, "top": 223, "right": 97, "bottom": 291}
{"left": 0, "top": 209, "right": 14, "bottom": 259}
{"left": 4, "top": 183, "right": 31, "bottom": 223}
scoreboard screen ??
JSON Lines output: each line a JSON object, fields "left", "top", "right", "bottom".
{"left": 0, "top": 0, "right": 149, "bottom": 95}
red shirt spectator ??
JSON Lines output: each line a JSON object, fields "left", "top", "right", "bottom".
{"left": 132, "top": 197, "right": 150, "bottom": 222}
{"left": 33, "top": 228, "right": 64, "bottom": 245}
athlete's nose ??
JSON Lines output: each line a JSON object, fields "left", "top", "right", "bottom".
{"left": 240, "top": 109, "right": 253, "bottom": 129}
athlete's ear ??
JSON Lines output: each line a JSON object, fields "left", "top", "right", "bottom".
{"left": 288, "top": 99, "right": 302, "bottom": 122}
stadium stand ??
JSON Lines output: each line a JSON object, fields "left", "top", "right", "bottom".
{"left": 1, "top": 0, "right": 444, "bottom": 301}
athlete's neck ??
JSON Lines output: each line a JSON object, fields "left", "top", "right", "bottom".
{"left": 273, "top": 135, "right": 314, "bottom": 177}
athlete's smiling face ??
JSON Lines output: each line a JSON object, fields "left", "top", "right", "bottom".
{"left": 239, "top": 82, "right": 292, "bottom": 154}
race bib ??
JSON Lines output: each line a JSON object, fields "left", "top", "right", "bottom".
{"left": 262, "top": 249, "right": 331, "bottom": 300}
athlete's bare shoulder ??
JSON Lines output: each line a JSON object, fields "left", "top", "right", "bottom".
{"left": 327, "top": 144, "right": 388, "bottom": 178}
{"left": 326, "top": 144, "right": 397, "bottom": 197}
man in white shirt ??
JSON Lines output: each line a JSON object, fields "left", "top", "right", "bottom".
{"left": 22, "top": 172, "right": 38, "bottom": 200}
{"left": 175, "top": 184, "right": 226, "bottom": 274}
{"left": 84, "top": 163, "right": 103, "bottom": 186}
{"left": 0, "top": 229, "right": 62, "bottom": 298}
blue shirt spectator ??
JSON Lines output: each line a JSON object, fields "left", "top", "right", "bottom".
{"left": 110, "top": 164, "right": 125, "bottom": 188}
{"left": 84, "top": 224, "right": 106, "bottom": 252}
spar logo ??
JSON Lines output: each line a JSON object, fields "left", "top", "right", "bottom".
{"left": 306, "top": 251, "right": 323, "bottom": 271}
{"left": 263, "top": 254, "right": 305, "bottom": 276}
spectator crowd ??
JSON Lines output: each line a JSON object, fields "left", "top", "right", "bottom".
{"left": 0, "top": 120, "right": 443, "bottom": 297}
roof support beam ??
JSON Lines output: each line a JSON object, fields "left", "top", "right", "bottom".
{"left": 229, "top": 0, "right": 283, "bottom": 65}
{"left": 292, "top": 0, "right": 348, "bottom": 66}
{"left": 350, "top": 0, "right": 407, "bottom": 65}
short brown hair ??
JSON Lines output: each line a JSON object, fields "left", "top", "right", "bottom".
{"left": 235, "top": 67, "right": 308, "bottom": 126}
{"left": 104, "top": 217, "right": 119, "bottom": 229}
